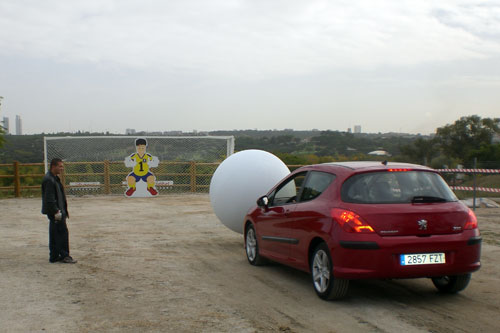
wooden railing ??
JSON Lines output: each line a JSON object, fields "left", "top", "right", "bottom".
{"left": 0, "top": 161, "right": 327, "bottom": 198}
{"left": 0, "top": 162, "right": 45, "bottom": 197}
{"left": 3, "top": 161, "right": 498, "bottom": 199}
{"left": 0, "top": 161, "right": 224, "bottom": 197}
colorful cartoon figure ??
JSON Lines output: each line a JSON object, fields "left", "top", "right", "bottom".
{"left": 124, "top": 138, "right": 159, "bottom": 197}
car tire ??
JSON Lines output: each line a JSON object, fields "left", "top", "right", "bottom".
{"left": 245, "top": 224, "right": 266, "bottom": 266}
{"left": 432, "top": 273, "right": 471, "bottom": 293}
{"left": 311, "top": 243, "right": 349, "bottom": 300}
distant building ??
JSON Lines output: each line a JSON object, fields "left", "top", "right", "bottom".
{"left": 2, "top": 117, "right": 9, "bottom": 134}
{"left": 15, "top": 115, "right": 22, "bottom": 135}
{"left": 354, "top": 125, "right": 361, "bottom": 133}
{"left": 368, "top": 150, "right": 391, "bottom": 157}
{"left": 163, "top": 131, "right": 183, "bottom": 135}
{"left": 493, "top": 134, "right": 500, "bottom": 144}
{"left": 126, "top": 128, "right": 136, "bottom": 135}
{"left": 347, "top": 128, "right": 352, "bottom": 133}
{"left": 0, "top": 97, "right": 6, "bottom": 134}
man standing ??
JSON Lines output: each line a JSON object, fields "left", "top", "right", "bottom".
{"left": 41, "top": 158, "right": 77, "bottom": 263}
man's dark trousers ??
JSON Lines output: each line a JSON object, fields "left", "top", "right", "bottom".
{"left": 49, "top": 216, "right": 69, "bottom": 262}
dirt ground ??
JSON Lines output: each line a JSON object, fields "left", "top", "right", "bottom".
{"left": 1, "top": 194, "right": 499, "bottom": 333}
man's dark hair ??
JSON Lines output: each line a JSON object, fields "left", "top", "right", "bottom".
{"left": 50, "top": 158, "right": 63, "bottom": 168}
{"left": 135, "top": 138, "right": 147, "bottom": 146}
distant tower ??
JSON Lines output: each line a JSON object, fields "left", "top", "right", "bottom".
{"left": 2, "top": 117, "right": 9, "bottom": 134}
{"left": 16, "top": 115, "right": 22, "bottom": 135}
{"left": 0, "top": 96, "right": 3, "bottom": 123}
{"left": 1, "top": 96, "right": 9, "bottom": 134}
{"left": 354, "top": 125, "right": 361, "bottom": 134}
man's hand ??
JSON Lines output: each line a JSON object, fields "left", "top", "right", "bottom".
{"left": 55, "top": 210, "right": 62, "bottom": 221}
{"left": 150, "top": 156, "right": 159, "bottom": 168}
{"left": 124, "top": 157, "right": 135, "bottom": 167}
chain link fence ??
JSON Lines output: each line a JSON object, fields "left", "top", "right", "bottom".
{"left": 44, "top": 136, "right": 234, "bottom": 195}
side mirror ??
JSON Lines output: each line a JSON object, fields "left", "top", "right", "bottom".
{"left": 256, "top": 195, "right": 269, "bottom": 208}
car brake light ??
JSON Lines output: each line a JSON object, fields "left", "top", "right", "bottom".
{"left": 331, "top": 208, "right": 374, "bottom": 233}
{"left": 388, "top": 168, "right": 412, "bottom": 172}
{"left": 464, "top": 209, "right": 478, "bottom": 230}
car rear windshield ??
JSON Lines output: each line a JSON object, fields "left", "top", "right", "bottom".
{"left": 341, "top": 171, "right": 458, "bottom": 204}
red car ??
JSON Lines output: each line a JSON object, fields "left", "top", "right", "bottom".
{"left": 243, "top": 161, "right": 481, "bottom": 300}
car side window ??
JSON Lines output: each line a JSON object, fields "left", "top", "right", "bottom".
{"left": 270, "top": 172, "right": 307, "bottom": 206}
{"left": 300, "top": 171, "right": 335, "bottom": 202}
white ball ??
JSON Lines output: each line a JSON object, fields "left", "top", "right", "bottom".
{"left": 210, "top": 150, "right": 290, "bottom": 234}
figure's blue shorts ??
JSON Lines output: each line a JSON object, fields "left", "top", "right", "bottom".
{"left": 128, "top": 172, "right": 153, "bottom": 182}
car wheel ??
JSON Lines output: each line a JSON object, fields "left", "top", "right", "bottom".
{"left": 245, "top": 224, "right": 266, "bottom": 266}
{"left": 311, "top": 243, "right": 349, "bottom": 300}
{"left": 432, "top": 273, "right": 471, "bottom": 293}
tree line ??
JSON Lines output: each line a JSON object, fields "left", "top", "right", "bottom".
{"left": 233, "top": 116, "right": 500, "bottom": 168}
{"left": 399, "top": 115, "right": 500, "bottom": 169}
{"left": 0, "top": 115, "right": 499, "bottom": 169}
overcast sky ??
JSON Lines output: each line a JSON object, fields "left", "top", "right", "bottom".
{"left": 1, "top": 0, "right": 499, "bottom": 135}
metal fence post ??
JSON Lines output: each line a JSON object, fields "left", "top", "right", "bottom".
{"left": 104, "top": 160, "right": 111, "bottom": 194}
{"left": 13, "top": 161, "right": 21, "bottom": 197}
{"left": 190, "top": 161, "right": 196, "bottom": 192}
{"left": 61, "top": 163, "right": 66, "bottom": 188}
{"left": 473, "top": 157, "right": 477, "bottom": 211}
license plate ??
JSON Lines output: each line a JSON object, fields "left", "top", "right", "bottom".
{"left": 400, "top": 253, "right": 445, "bottom": 266}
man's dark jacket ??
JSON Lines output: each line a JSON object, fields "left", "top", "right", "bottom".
{"left": 41, "top": 171, "right": 68, "bottom": 217}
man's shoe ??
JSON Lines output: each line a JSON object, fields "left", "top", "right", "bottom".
{"left": 49, "top": 257, "right": 62, "bottom": 263}
{"left": 147, "top": 187, "right": 158, "bottom": 196}
{"left": 61, "top": 256, "right": 77, "bottom": 264}
{"left": 125, "top": 187, "right": 136, "bottom": 197}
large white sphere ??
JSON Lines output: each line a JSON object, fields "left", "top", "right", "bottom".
{"left": 210, "top": 150, "right": 290, "bottom": 234}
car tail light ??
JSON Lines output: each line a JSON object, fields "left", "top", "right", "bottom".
{"left": 331, "top": 208, "right": 375, "bottom": 233}
{"left": 464, "top": 209, "right": 478, "bottom": 230}
{"left": 388, "top": 168, "right": 412, "bottom": 172}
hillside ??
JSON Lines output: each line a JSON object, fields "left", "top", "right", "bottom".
{"left": 0, "top": 130, "right": 426, "bottom": 163}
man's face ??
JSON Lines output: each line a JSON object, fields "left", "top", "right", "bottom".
{"left": 136, "top": 144, "right": 147, "bottom": 155}
{"left": 52, "top": 162, "right": 64, "bottom": 175}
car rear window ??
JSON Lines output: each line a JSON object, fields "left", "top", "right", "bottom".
{"left": 341, "top": 171, "right": 458, "bottom": 204}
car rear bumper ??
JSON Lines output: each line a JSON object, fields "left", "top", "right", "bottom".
{"left": 331, "top": 234, "right": 481, "bottom": 279}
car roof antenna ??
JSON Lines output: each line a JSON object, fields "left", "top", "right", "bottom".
{"left": 382, "top": 160, "right": 388, "bottom": 166}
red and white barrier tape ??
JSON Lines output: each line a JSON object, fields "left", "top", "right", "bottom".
{"left": 437, "top": 169, "right": 500, "bottom": 174}
{"left": 450, "top": 186, "right": 500, "bottom": 193}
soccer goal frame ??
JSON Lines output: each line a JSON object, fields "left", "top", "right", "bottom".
{"left": 43, "top": 136, "right": 234, "bottom": 195}
{"left": 43, "top": 135, "right": 235, "bottom": 172}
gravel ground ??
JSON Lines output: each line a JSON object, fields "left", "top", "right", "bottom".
{"left": 0, "top": 195, "right": 499, "bottom": 332}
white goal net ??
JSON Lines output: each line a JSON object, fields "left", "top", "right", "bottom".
{"left": 44, "top": 136, "right": 234, "bottom": 195}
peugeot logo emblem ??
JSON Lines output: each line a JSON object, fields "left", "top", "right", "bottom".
{"left": 418, "top": 219, "right": 428, "bottom": 231}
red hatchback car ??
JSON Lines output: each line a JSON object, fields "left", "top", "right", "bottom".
{"left": 243, "top": 161, "right": 481, "bottom": 300}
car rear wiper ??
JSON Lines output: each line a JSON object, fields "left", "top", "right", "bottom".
{"left": 411, "top": 196, "right": 448, "bottom": 203}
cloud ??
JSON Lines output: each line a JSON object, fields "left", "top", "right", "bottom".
{"left": 432, "top": 2, "right": 500, "bottom": 41}
{"left": 1, "top": 0, "right": 499, "bottom": 81}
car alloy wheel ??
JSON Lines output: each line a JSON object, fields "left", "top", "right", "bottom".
{"left": 246, "top": 227, "right": 257, "bottom": 262}
{"left": 311, "top": 243, "right": 349, "bottom": 300}
{"left": 245, "top": 224, "right": 266, "bottom": 266}
{"left": 312, "top": 249, "right": 331, "bottom": 293}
